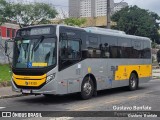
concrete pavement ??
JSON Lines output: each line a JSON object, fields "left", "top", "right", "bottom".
{"left": 152, "top": 68, "right": 160, "bottom": 79}
{"left": 0, "top": 86, "right": 22, "bottom": 99}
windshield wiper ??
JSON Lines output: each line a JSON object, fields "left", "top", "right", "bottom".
{"left": 31, "top": 36, "right": 44, "bottom": 59}
{"left": 33, "top": 36, "right": 44, "bottom": 51}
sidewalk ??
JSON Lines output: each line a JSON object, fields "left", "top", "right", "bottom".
{"left": 0, "top": 86, "right": 22, "bottom": 99}
{"left": 152, "top": 69, "right": 160, "bottom": 79}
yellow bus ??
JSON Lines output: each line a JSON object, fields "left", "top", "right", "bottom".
{"left": 5, "top": 25, "right": 152, "bottom": 99}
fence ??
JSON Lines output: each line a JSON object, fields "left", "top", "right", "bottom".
{"left": 0, "top": 37, "right": 13, "bottom": 64}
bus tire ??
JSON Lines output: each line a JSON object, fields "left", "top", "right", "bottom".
{"left": 129, "top": 73, "right": 138, "bottom": 91}
{"left": 80, "top": 77, "right": 94, "bottom": 100}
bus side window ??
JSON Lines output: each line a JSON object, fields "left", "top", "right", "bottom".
{"left": 68, "top": 40, "right": 80, "bottom": 59}
{"left": 59, "top": 38, "right": 81, "bottom": 70}
{"left": 60, "top": 39, "right": 68, "bottom": 59}
{"left": 103, "top": 43, "right": 110, "bottom": 58}
{"left": 118, "top": 39, "right": 132, "bottom": 58}
{"left": 100, "top": 36, "right": 118, "bottom": 58}
{"left": 60, "top": 39, "right": 81, "bottom": 60}
{"left": 87, "top": 35, "right": 100, "bottom": 58}
{"left": 143, "top": 42, "right": 151, "bottom": 59}
{"left": 132, "top": 40, "right": 143, "bottom": 59}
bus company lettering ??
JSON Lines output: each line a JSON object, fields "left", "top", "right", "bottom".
{"left": 25, "top": 81, "right": 37, "bottom": 86}
{"left": 12, "top": 112, "right": 42, "bottom": 117}
{"left": 113, "top": 106, "right": 152, "bottom": 111}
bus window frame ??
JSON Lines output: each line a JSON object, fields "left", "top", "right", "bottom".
{"left": 59, "top": 34, "right": 82, "bottom": 71}
{"left": 59, "top": 34, "right": 82, "bottom": 61}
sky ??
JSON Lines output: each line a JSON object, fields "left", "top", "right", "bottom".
{"left": 8, "top": 0, "right": 160, "bottom": 17}
{"left": 115, "top": 0, "right": 160, "bottom": 15}
{"left": 52, "top": 0, "right": 160, "bottom": 17}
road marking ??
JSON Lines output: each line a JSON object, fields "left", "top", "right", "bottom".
{"left": 128, "top": 96, "right": 138, "bottom": 99}
{"left": 105, "top": 100, "right": 118, "bottom": 104}
{"left": 0, "top": 107, "right": 6, "bottom": 109}
{"left": 73, "top": 100, "right": 119, "bottom": 111}
{"left": 71, "top": 92, "right": 150, "bottom": 111}
{"left": 73, "top": 106, "right": 91, "bottom": 111}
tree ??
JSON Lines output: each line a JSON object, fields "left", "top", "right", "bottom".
{"left": 0, "top": 0, "right": 58, "bottom": 27}
{"left": 13, "top": 2, "right": 58, "bottom": 27}
{"left": 0, "top": 0, "right": 14, "bottom": 25}
{"left": 0, "top": 0, "right": 6, "bottom": 25}
{"left": 111, "top": 5, "right": 160, "bottom": 43}
{"left": 64, "top": 18, "right": 86, "bottom": 27}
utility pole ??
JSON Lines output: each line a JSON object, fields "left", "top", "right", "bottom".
{"left": 107, "top": 0, "right": 111, "bottom": 29}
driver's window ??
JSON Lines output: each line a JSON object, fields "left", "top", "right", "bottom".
{"left": 61, "top": 39, "right": 67, "bottom": 59}
{"left": 60, "top": 39, "right": 80, "bottom": 59}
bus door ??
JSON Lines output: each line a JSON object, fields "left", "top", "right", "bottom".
{"left": 59, "top": 33, "right": 82, "bottom": 94}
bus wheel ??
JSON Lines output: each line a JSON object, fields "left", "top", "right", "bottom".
{"left": 129, "top": 73, "right": 138, "bottom": 91}
{"left": 81, "top": 77, "right": 94, "bottom": 100}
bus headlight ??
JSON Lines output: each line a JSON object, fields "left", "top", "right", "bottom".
{"left": 46, "top": 74, "right": 55, "bottom": 83}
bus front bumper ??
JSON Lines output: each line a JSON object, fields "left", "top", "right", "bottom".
{"left": 11, "top": 78, "right": 58, "bottom": 95}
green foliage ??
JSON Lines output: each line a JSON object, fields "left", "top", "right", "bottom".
{"left": 152, "top": 40, "right": 158, "bottom": 48}
{"left": 0, "top": 0, "right": 14, "bottom": 25}
{"left": 0, "top": 64, "right": 11, "bottom": 82}
{"left": 0, "top": 0, "right": 58, "bottom": 27}
{"left": 111, "top": 5, "right": 160, "bottom": 43}
{"left": 64, "top": 18, "right": 86, "bottom": 27}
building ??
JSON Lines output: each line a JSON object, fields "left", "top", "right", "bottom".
{"left": 0, "top": 23, "right": 19, "bottom": 64}
{"left": 69, "top": 0, "right": 114, "bottom": 18}
{"left": 69, "top": 0, "right": 81, "bottom": 18}
{"left": 0, "top": 23, "right": 19, "bottom": 40}
{"left": 114, "top": 2, "right": 128, "bottom": 13}
{"left": 80, "top": 0, "right": 93, "bottom": 17}
{"left": 95, "top": 0, "right": 114, "bottom": 17}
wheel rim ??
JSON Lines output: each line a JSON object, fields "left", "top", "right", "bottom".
{"left": 83, "top": 81, "right": 92, "bottom": 95}
{"left": 130, "top": 76, "right": 136, "bottom": 88}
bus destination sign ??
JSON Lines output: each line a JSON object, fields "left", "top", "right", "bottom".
{"left": 18, "top": 27, "right": 51, "bottom": 37}
{"left": 30, "top": 27, "right": 51, "bottom": 35}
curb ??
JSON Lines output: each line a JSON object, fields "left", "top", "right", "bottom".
{"left": 152, "top": 66, "right": 160, "bottom": 69}
{"left": 0, "top": 94, "right": 23, "bottom": 99}
{"left": 152, "top": 77, "right": 160, "bottom": 80}
{"left": 153, "top": 79, "right": 160, "bottom": 80}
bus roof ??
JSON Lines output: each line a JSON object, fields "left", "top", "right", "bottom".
{"left": 57, "top": 25, "right": 151, "bottom": 42}
{"left": 83, "top": 27, "right": 151, "bottom": 42}
{"left": 21, "top": 24, "right": 151, "bottom": 42}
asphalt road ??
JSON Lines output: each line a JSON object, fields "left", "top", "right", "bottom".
{"left": 0, "top": 79, "right": 160, "bottom": 120}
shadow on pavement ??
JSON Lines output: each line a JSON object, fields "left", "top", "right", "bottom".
{"left": 16, "top": 86, "right": 148, "bottom": 105}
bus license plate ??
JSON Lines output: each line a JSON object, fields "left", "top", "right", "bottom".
{"left": 22, "top": 89, "right": 31, "bottom": 94}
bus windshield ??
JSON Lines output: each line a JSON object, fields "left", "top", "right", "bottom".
{"left": 13, "top": 37, "right": 56, "bottom": 68}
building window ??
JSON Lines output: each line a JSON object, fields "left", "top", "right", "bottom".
{"left": 7, "top": 28, "right": 10, "bottom": 38}
{"left": 12, "top": 29, "right": 15, "bottom": 38}
{"left": 0, "top": 28, "right": 1, "bottom": 36}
